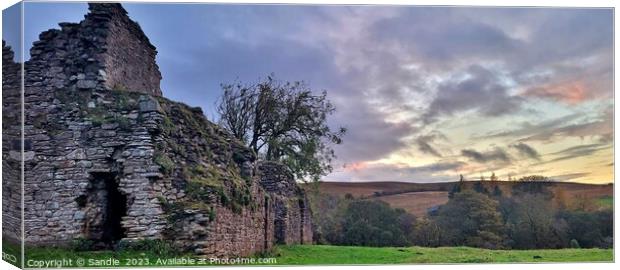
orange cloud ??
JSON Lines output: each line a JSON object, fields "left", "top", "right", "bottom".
{"left": 524, "top": 81, "right": 587, "bottom": 104}
{"left": 343, "top": 162, "right": 368, "bottom": 172}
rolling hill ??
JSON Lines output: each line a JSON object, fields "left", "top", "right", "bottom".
{"left": 307, "top": 181, "right": 613, "bottom": 216}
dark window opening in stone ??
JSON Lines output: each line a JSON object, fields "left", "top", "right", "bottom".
{"left": 87, "top": 172, "right": 127, "bottom": 248}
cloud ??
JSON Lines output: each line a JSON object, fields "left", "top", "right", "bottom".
{"left": 479, "top": 107, "right": 613, "bottom": 143}
{"left": 461, "top": 148, "right": 511, "bottom": 163}
{"left": 328, "top": 161, "right": 465, "bottom": 182}
{"left": 523, "top": 80, "right": 587, "bottom": 104}
{"left": 476, "top": 113, "right": 579, "bottom": 139}
{"left": 369, "top": 7, "right": 521, "bottom": 68}
{"left": 331, "top": 101, "right": 417, "bottom": 163}
{"left": 546, "top": 143, "right": 611, "bottom": 163}
{"left": 421, "top": 65, "right": 522, "bottom": 124}
{"left": 551, "top": 172, "right": 590, "bottom": 182}
{"left": 510, "top": 142, "right": 540, "bottom": 160}
{"left": 407, "top": 161, "right": 465, "bottom": 173}
{"left": 521, "top": 108, "right": 612, "bottom": 142}
{"left": 415, "top": 132, "right": 447, "bottom": 157}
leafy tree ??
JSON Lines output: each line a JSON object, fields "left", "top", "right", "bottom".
{"left": 340, "top": 200, "right": 413, "bottom": 247}
{"left": 506, "top": 193, "right": 564, "bottom": 249}
{"left": 307, "top": 192, "right": 350, "bottom": 244}
{"left": 512, "top": 175, "right": 553, "bottom": 198}
{"left": 216, "top": 75, "right": 346, "bottom": 181}
{"left": 435, "top": 190, "right": 504, "bottom": 248}
{"left": 413, "top": 218, "right": 442, "bottom": 247}
{"left": 557, "top": 209, "right": 613, "bottom": 248}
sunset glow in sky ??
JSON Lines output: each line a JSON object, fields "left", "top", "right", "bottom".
{"left": 3, "top": 3, "right": 613, "bottom": 183}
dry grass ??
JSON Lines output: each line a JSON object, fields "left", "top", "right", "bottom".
{"left": 375, "top": 191, "right": 450, "bottom": 217}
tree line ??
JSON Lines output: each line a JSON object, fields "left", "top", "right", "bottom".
{"left": 310, "top": 176, "right": 613, "bottom": 249}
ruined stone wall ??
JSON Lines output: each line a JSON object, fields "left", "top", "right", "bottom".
{"left": 25, "top": 3, "right": 161, "bottom": 96}
{"left": 150, "top": 100, "right": 277, "bottom": 257}
{"left": 92, "top": 4, "right": 162, "bottom": 95}
{"left": 20, "top": 91, "right": 168, "bottom": 245}
{"left": 2, "top": 2, "right": 311, "bottom": 257}
{"left": 2, "top": 41, "right": 23, "bottom": 242}
{"left": 258, "top": 162, "right": 313, "bottom": 245}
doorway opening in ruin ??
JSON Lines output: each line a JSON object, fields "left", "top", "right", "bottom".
{"left": 87, "top": 172, "right": 128, "bottom": 247}
{"left": 298, "top": 198, "right": 305, "bottom": 243}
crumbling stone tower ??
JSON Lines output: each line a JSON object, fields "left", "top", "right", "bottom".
{"left": 29, "top": 3, "right": 162, "bottom": 96}
{"left": 2, "top": 3, "right": 312, "bottom": 257}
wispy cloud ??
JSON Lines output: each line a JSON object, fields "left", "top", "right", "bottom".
{"left": 510, "top": 142, "right": 541, "bottom": 160}
{"left": 546, "top": 143, "right": 611, "bottom": 164}
{"left": 461, "top": 148, "right": 512, "bottom": 164}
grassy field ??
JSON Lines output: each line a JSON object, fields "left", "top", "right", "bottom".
{"left": 598, "top": 196, "right": 613, "bottom": 208}
{"left": 272, "top": 245, "right": 614, "bottom": 264}
{"left": 6, "top": 242, "right": 612, "bottom": 267}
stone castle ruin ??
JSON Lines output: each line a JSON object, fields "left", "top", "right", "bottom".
{"left": 2, "top": 3, "right": 312, "bottom": 257}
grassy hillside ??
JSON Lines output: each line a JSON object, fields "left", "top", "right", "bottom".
{"left": 272, "top": 245, "right": 613, "bottom": 264}
{"left": 309, "top": 181, "right": 613, "bottom": 216}
{"left": 376, "top": 191, "right": 449, "bottom": 216}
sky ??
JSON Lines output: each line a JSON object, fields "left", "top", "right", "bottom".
{"left": 2, "top": 3, "right": 614, "bottom": 184}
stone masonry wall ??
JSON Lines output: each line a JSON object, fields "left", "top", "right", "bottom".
{"left": 2, "top": 41, "right": 23, "bottom": 243}
{"left": 258, "top": 161, "right": 313, "bottom": 245}
{"left": 12, "top": 3, "right": 165, "bottom": 245}
{"left": 151, "top": 100, "right": 277, "bottom": 257}
{"left": 25, "top": 3, "right": 161, "bottom": 96}
{"left": 94, "top": 4, "right": 162, "bottom": 95}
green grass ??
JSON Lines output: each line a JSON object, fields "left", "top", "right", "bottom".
{"left": 597, "top": 196, "right": 613, "bottom": 209}
{"left": 271, "top": 245, "right": 613, "bottom": 264}
{"left": 2, "top": 239, "right": 21, "bottom": 267}
{"left": 2, "top": 240, "right": 192, "bottom": 268}
{"left": 3, "top": 242, "right": 613, "bottom": 267}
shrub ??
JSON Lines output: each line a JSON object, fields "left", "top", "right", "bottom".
{"left": 115, "top": 116, "right": 132, "bottom": 132}
{"left": 154, "top": 152, "right": 175, "bottom": 175}
{"left": 570, "top": 239, "right": 581, "bottom": 249}
{"left": 116, "top": 239, "right": 178, "bottom": 256}
{"left": 208, "top": 207, "right": 216, "bottom": 222}
{"left": 71, "top": 238, "right": 95, "bottom": 251}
